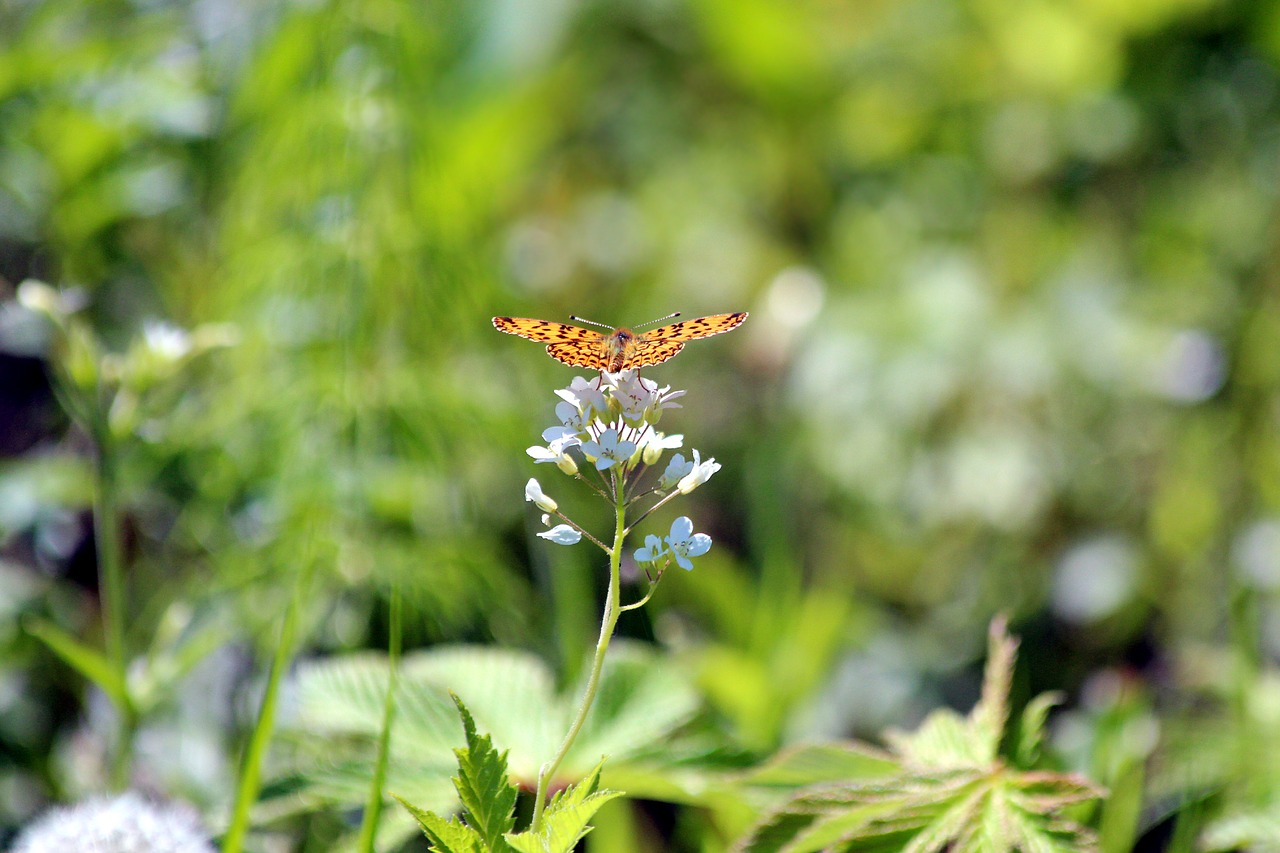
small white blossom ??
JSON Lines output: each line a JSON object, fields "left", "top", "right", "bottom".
{"left": 580, "top": 427, "right": 637, "bottom": 471}
{"left": 143, "top": 320, "right": 193, "bottom": 362}
{"left": 524, "top": 478, "right": 558, "bottom": 512}
{"left": 659, "top": 452, "right": 696, "bottom": 490}
{"left": 665, "top": 516, "right": 712, "bottom": 570}
{"left": 555, "top": 376, "right": 608, "bottom": 418}
{"left": 633, "top": 534, "right": 667, "bottom": 564}
{"left": 677, "top": 453, "right": 721, "bottom": 494}
{"left": 555, "top": 400, "right": 590, "bottom": 433}
{"left": 640, "top": 430, "right": 684, "bottom": 465}
{"left": 615, "top": 372, "right": 658, "bottom": 420}
{"left": 527, "top": 427, "right": 582, "bottom": 474}
{"left": 537, "top": 524, "right": 582, "bottom": 545}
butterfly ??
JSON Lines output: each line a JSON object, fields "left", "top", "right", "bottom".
{"left": 492, "top": 312, "right": 748, "bottom": 372}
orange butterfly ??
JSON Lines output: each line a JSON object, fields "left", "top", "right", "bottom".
{"left": 492, "top": 312, "right": 747, "bottom": 372}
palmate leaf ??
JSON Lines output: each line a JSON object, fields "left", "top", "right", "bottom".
{"left": 274, "top": 642, "right": 703, "bottom": 849}
{"left": 735, "top": 618, "right": 1105, "bottom": 853}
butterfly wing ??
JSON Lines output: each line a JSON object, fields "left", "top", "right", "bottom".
{"left": 492, "top": 317, "right": 600, "bottom": 344}
{"left": 625, "top": 339, "right": 685, "bottom": 369}
{"left": 645, "top": 312, "right": 748, "bottom": 342}
{"left": 546, "top": 341, "right": 609, "bottom": 370}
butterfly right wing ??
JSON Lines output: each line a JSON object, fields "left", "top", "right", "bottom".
{"left": 546, "top": 341, "right": 609, "bottom": 370}
{"left": 647, "top": 312, "right": 748, "bottom": 342}
{"left": 625, "top": 339, "right": 685, "bottom": 369}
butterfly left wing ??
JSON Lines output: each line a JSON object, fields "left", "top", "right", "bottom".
{"left": 492, "top": 317, "right": 599, "bottom": 344}
{"left": 646, "top": 312, "right": 748, "bottom": 342}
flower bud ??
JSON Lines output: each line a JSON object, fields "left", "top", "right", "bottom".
{"left": 524, "top": 478, "right": 558, "bottom": 513}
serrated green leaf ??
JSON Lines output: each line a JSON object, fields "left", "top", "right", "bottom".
{"left": 734, "top": 618, "right": 1104, "bottom": 853}
{"left": 451, "top": 694, "right": 518, "bottom": 853}
{"left": 886, "top": 711, "right": 981, "bottom": 769}
{"left": 505, "top": 763, "right": 622, "bottom": 853}
{"left": 969, "top": 615, "right": 1016, "bottom": 762}
{"left": 393, "top": 793, "right": 484, "bottom": 853}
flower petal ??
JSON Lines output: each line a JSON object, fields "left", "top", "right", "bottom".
{"left": 537, "top": 524, "right": 582, "bottom": 545}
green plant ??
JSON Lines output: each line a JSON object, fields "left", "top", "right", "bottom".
{"left": 734, "top": 617, "right": 1104, "bottom": 853}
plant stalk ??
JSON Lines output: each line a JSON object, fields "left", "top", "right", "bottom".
{"left": 531, "top": 482, "right": 626, "bottom": 830}
{"left": 94, "top": 421, "right": 136, "bottom": 791}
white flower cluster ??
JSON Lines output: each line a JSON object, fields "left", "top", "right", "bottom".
{"left": 11, "top": 792, "right": 216, "bottom": 853}
{"left": 523, "top": 369, "right": 720, "bottom": 573}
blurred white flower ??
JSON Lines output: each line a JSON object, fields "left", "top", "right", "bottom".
{"left": 12, "top": 792, "right": 215, "bottom": 853}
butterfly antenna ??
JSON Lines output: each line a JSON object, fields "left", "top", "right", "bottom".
{"left": 568, "top": 315, "right": 616, "bottom": 331}
{"left": 633, "top": 312, "right": 681, "bottom": 330}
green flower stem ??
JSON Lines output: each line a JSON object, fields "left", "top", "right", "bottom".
{"left": 93, "top": 417, "right": 136, "bottom": 791}
{"left": 531, "top": 481, "right": 626, "bottom": 831}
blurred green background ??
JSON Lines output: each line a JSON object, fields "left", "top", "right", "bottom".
{"left": 3, "top": 0, "right": 1280, "bottom": 849}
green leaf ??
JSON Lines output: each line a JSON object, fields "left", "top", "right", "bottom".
{"left": 394, "top": 792, "right": 484, "bottom": 853}
{"left": 733, "top": 618, "right": 1105, "bottom": 853}
{"left": 1096, "top": 759, "right": 1143, "bottom": 853}
{"left": 739, "top": 742, "right": 900, "bottom": 789}
{"left": 1015, "top": 691, "right": 1063, "bottom": 768}
{"left": 24, "top": 617, "right": 129, "bottom": 709}
{"left": 1201, "top": 810, "right": 1280, "bottom": 851}
{"left": 505, "top": 761, "right": 623, "bottom": 853}
{"left": 451, "top": 693, "right": 519, "bottom": 853}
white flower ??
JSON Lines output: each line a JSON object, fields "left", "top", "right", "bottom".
{"left": 12, "top": 792, "right": 216, "bottom": 853}
{"left": 537, "top": 524, "right": 582, "bottom": 545}
{"left": 615, "top": 372, "right": 659, "bottom": 420}
{"left": 665, "top": 516, "right": 712, "bottom": 570}
{"left": 640, "top": 430, "right": 684, "bottom": 466}
{"left": 142, "top": 320, "right": 193, "bottom": 362}
{"left": 580, "top": 427, "right": 637, "bottom": 471}
{"left": 677, "top": 452, "right": 721, "bottom": 494}
{"left": 555, "top": 376, "right": 608, "bottom": 419}
{"left": 633, "top": 533, "right": 667, "bottom": 564}
{"left": 16, "top": 280, "right": 64, "bottom": 317}
{"left": 659, "top": 452, "right": 696, "bottom": 490}
{"left": 555, "top": 400, "right": 590, "bottom": 433}
{"left": 527, "top": 427, "right": 582, "bottom": 474}
{"left": 524, "top": 478, "right": 558, "bottom": 512}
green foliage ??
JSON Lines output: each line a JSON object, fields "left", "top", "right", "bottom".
{"left": 1150, "top": 659, "right": 1280, "bottom": 851}
{"left": 274, "top": 642, "right": 709, "bottom": 849}
{"left": 735, "top": 619, "right": 1103, "bottom": 853}
{"left": 506, "top": 762, "right": 621, "bottom": 853}
{"left": 394, "top": 695, "right": 619, "bottom": 853}
{"left": 448, "top": 695, "right": 519, "bottom": 852}
{"left": 5, "top": 0, "right": 1280, "bottom": 847}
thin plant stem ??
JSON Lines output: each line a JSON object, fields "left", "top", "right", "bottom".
{"left": 624, "top": 487, "right": 683, "bottom": 534}
{"left": 548, "top": 508, "right": 611, "bottom": 553}
{"left": 356, "top": 587, "right": 402, "bottom": 853}
{"left": 531, "top": 480, "right": 626, "bottom": 831}
{"left": 94, "top": 419, "right": 136, "bottom": 792}
{"left": 221, "top": 562, "right": 309, "bottom": 853}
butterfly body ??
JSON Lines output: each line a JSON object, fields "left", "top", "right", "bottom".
{"left": 492, "top": 312, "right": 747, "bottom": 371}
